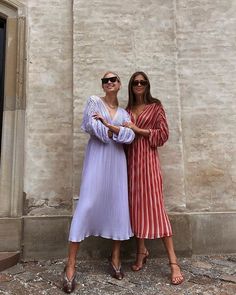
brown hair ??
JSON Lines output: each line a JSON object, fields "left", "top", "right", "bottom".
{"left": 127, "top": 71, "right": 161, "bottom": 108}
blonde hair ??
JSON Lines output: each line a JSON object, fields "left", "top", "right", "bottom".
{"left": 102, "top": 71, "right": 121, "bottom": 82}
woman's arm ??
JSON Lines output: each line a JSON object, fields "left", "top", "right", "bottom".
{"left": 81, "top": 97, "right": 110, "bottom": 143}
{"left": 123, "top": 122, "right": 150, "bottom": 137}
{"left": 92, "top": 113, "right": 120, "bottom": 134}
{"left": 123, "top": 105, "right": 169, "bottom": 148}
{"left": 93, "top": 111, "right": 135, "bottom": 144}
{"left": 148, "top": 105, "right": 169, "bottom": 147}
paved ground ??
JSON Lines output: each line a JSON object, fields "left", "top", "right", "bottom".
{"left": 0, "top": 255, "right": 235, "bottom": 294}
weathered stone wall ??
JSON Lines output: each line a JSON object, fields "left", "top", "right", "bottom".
{"left": 2, "top": 0, "right": 234, "bottom": 258}
{"left": 22, "top": 0, "right": 236, "bottom": 217}
{"left": 177, "top": 0, "right": 236, "bottom": 211}
{"left": 24, "top": 0, "right": 73, "bottom": 215}
{"left": 73, "top": 0, "right": 186, "bottom": 211}
{"left": 73, "top": 0, "right": 236, "bottom": 213}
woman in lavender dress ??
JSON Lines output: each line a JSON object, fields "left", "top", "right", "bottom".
{"left": 63, "top": 72, "right": 135, "bottom": 293}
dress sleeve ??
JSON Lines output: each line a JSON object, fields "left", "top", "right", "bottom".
{"left": 81, "top": 96, "right": 110, "bottom": 143}
{"left": 149, "top": 104, "right": 169, "bottom": 148}
{"left": 112, "top": 110, "right": 135, "bottom": 144}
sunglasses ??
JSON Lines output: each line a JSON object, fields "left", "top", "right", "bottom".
{"left": 132, "top": 80, "right": 148, "bottom": 86}
{"left": 101, "top": 76, "right": 119, "bottom": 84}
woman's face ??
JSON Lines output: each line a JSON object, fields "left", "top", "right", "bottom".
{"left": 102, "top": 72, "right": 120, "bottom": 94}
{"left": 132, "top": 74, "right": 148, "bottom": 97}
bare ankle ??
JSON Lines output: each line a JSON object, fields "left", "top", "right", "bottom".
{"left": 138, "top": 247, "right": 147, "bottom": 253}
{"left": 67, "top": 259, "right": 76, "bottom": 268}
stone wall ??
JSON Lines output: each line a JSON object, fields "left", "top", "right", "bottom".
{"left": 72, "top": 0, "right": 236, "bottom": 257}
{"left": 73, "top": 0, "right": 236, "bottom": 214}
{"left": 0, "top": 0, "right": 235, "bottom": 258}
{"left": 24, "top": 0, "right": 73, "bottom": 215}
{"left": 73, "top": 0, "right": 186, "bottom": 211}
{"left": 23, "top": 0, "right": 236, "bottom": 217}
{"left": 177, "top": 0, "right": 236, "bottom": 211}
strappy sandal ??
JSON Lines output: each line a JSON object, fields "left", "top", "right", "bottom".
{"left": 169, "top": 262, "right": 184, "bottom": 285}
{"left": 109, "top": 261, "right": 124, "bottom": 280}
{"left": 131, "top": 250, "right": 149, "bottom": 271}
{"left": 62, "top": 266, "right": 76, "bottom": 293}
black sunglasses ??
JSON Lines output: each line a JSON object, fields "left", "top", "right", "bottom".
{"left": 132, "top": 80, "right": 148, "bottom": 86}
{"left": 101, "top": 76, "right": 119, "bottom": 84}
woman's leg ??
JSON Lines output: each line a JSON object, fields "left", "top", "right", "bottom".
{"left": 66, "top": 241, "right": 80, "bottom": 280}
{"left": 109, "top": 240, "right": 124, "bottom": 279}
{"left": 162, "top": 236, "right": 177, "bottom": 262}
{"left": 136, "top": 237, "right": 146, "bottom": 253}
{"left": 132, "top": 238, "right": 149, "bottom": 271}
{"left": 162, "top": 236, "right": 184, "bottom": 284}
{"left": 111, "top": 240, "right": 121, "bottom": 268}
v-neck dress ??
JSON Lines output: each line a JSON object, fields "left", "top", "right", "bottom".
{"left": 126, "top": 103, "right": 172, "bottom": 239}
{"left": 69, "top": 95, "right": 135, "bottom": 242}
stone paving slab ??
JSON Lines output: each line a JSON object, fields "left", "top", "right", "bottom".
{"left": 0, "top": 255, "right": 235, "bottom": 294}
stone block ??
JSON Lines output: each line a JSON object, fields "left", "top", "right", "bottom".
{"left": 22, "top": 216, "right": 71, "bottom": 260}
{"left": 0, "top": 218, "right": 22, "bottom": 252}
{"left": 21, "top": 212, "right": 236, "bottom": 259}
{"left": 191, "top": 212, "right": 236, "bottom": 254}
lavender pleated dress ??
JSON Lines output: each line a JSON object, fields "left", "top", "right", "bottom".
{"left": 69, "top": 95, "right": 135, "bottom": 242}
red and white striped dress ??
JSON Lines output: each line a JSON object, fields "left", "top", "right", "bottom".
{"left": 126, "top": 103, "right": 172, "bottom": 239}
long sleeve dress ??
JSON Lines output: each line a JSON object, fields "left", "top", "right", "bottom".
{"left": 69, "top": 95, "right": 135, "bottom": 242}
{"left": 126, "top": 103, "right": 172, "bottom": 239}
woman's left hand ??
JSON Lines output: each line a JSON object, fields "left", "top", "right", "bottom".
{"left": 93, "top": 113, "right": 108, "bottom": 126}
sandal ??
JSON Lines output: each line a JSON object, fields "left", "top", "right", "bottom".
{"left": 131, "top": 249, "right": 149, "bottom": 271}
{"left": 169, "top": 262, "right": 184, "bottom": 285}
{"left": 62, "top": 266, "right": 76, "bottom": 293}
{"left": 109, "top": 261, "right": 124, "bottom": 280}
{"left": 108, "top": 256, "right": 124, "bottom": 280}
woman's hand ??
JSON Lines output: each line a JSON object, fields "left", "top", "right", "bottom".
{"left": 123, "top": 121, "right": 151, "bottom": 137}
{"left": 108, "top": 130, "right": 113, "bottom": 138}
{"left": 123, "top": 121, "right": 139, "bottom": 133}
{"left": 93, "top": 113, "right": 108, "bottom": 126}
{"left": 93, "top": 113, "right": 120, "bottom": 135}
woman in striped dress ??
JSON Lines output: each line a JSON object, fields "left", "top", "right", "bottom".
{"left": 124, "top": 71, "right": 184, "bottom": 285}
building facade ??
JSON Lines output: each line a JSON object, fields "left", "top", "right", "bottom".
{"left": 0, "top": 0, "right": 235, "bottom": 260}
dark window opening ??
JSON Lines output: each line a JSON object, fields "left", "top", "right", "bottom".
{"left": 0, "top": 18, "right": 6, "bottom": 156}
